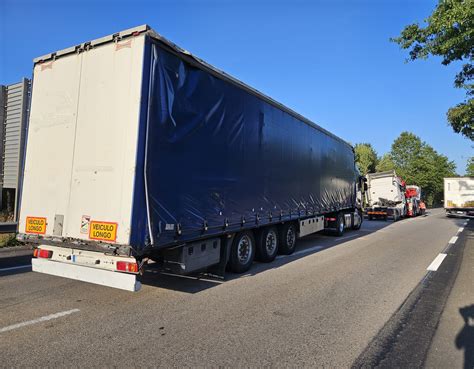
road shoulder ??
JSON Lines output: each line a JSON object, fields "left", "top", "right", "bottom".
{"left": 352, "top": 219, "right": 470, "bottom": 368}
{"left": 425, "top": 221, "right": 474, "bottom": 369}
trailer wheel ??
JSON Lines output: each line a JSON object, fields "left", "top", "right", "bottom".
{"left": 335, "top": 212, "right": 345, "bottom": 236}
{"left": 229, "top": 231, "right": 255, "bottom": 273}
{"left": 256, "top": 226, "right": 279, "bottom": 262}
{"left": 278, "top": 222, "right": 297, "bottom": 255}
{"left": 352, "top": 209, "right": 363, "bottom": 230}
{"left": 393, "top": 211, "right": 398, "bottom": 222}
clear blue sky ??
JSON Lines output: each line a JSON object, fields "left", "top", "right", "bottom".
{"left": 0, "top": 0, "right": 471, "bottom": 173}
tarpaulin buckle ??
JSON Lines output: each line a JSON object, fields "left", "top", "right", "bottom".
{"left": 223, "top": 219, "right": 229, "bottom": 229}
{"left": 255, "top": 214, "right": 260, "bottom": 224}
{"left": 241, "top": 216, "right": 246, "bottom": 226}
{"left": 176, "top": 223, "right": 182, "bottom": 236}
{"left": 202, "top": 221, "right": 208, "bottom": 233}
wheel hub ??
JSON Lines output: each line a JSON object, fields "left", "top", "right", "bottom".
{"left": 237, "top": 235, "right": 251, "bottom": 264}
{"left": 265, "top": 230, "right": 277, "bottom": 255}
{"left": 286, "top": 226, "right": 295, "bottom": 248}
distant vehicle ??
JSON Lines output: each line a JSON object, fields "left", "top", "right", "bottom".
{"left": 444, "top": 177, "right": 474, "bottom": 218}
{"left": 18, "top": 25, "right": 365, "bottom": 291}
{"left": 365, "top": 170, "right": 407, "bottom": 221}
{"left": 405, "top": 185, "right": 422, "bottom": 217}
{"left": 419, "top": 200, "right": 426, "bottom": 215}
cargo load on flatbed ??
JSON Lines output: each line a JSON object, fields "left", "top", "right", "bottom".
{"left": 18, "top": 25, "right": 364, "bottom": 290}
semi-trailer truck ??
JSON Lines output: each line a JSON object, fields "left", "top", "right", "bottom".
{"left": 365, "top": 170, "right": 406, "bottom": 221}
{"left": 444, "top": 177, "right": 474, "bottom": 218}
{"left": 18, "top": 25, "right": 364, "bottom": 291}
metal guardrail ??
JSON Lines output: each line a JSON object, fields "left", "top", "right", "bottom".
{"left": 0, "top": 222, "right": 17, "bottom": 234}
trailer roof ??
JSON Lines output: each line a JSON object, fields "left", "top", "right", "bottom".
{"left": 444, "top": 177, "right": 474, "bottom": 180}
{"left": 366, "top": 170, "right": 397, "bottom": 179}
{"left": 33, "top": 24, "right": 353, "bottom": 149}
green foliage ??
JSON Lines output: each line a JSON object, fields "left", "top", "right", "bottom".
{"left": 466, "top": 157, "right": 474, "bottom": 176}
{"left": 448, "top": 99, "right": 474, "bottom": 139}
{"left": 376, "top": 154, "right": 396, "bottom": 172}
{"left": 377, "top": 132, "right": 457, "bottom": 206}
{"left": 390, "top": 132, "right": 424, "bottom": 180}
{"left": 393, "top": 0, "right": 474, "bottom": 140}
{"left": 354, "top": 143, "right": 378, "bottom": 175}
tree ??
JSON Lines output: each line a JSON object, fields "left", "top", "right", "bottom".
{"left": 466, "top": 157, "right": 474, "bottom": 176}
{"left": 393, "top": 0, "right": 474, "bottom": 140}
{"left": 376, "top": 153, "right": 396, "bottom": 172}
{"left": 354, "top": 143, "right": 378, "bottom": 175}
{"left": 390, "top": 132, "right": 424, "bottom": 181}
{"left": 383, "top": 132, "right": 457, "bottom": 206}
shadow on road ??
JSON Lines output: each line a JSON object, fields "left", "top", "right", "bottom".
{"left": 0, "top": 253, "right": 33, "bottom": 276}
{"left": 456, "top": 304, "right": 474, "bottom": 369}
{"left": 139, "top": 215, "right": 397, "bottom": 293}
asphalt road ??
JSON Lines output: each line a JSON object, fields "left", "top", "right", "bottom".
{"left": 0, "top": 208, "right": 466, "bottom": 367}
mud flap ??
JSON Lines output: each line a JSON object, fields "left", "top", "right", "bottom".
{"left": 207, "top": 235, "right": 234, "bottom": 279}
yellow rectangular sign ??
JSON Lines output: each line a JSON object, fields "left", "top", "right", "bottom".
{"left": 89, "top": 221, "right": 118, "bottom": 242}
{"left": 25, "top": 217, "right": 47, "bottom": 234}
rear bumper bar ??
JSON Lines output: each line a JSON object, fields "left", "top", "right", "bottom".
{"left": 32, "top": 258, "right": 141, "bottom": 292}
{"left": 446, "top": 212, "right": 474, "bottom": 219}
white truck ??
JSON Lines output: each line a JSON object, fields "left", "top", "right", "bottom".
{"left": 365, "top": 170, "right": 406, "bottom": 221}
{"left": 444, "top": 177, "right": 474, "bottom": 218}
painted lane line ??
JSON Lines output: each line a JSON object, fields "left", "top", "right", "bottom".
{"left": 427, "top": 254, "right": 447, "bottom": 272}
{"left": 0, "top": 309, "right": 80, "bottom": 334}
{"left": 337, "top": 234, "right": 360, "bottom": 242}
{"left": 276, "top": 245, "right": 324, "bottom": 259}
{"left": 0, "top": 265, "right": 31, "bottom": 272}
{"left": 449, "top": 236, "right": 458, "bottom": 244}
{"left": 292, "top": 245, "right": 324, "bottom": 257}
{"left": 457, "top": 227, "right": 464, "bottom": 234}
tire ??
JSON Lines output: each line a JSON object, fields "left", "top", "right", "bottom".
{"left": 393, "top": 211, "right": 398, "bottom": 222}
{"left": 335, "top": 212, "right": 345, "bottom": 236}
{"left": 352, "top": 209, "right": 363, "bottom": 230}
{"left": 256, "top": 226, "right": 279, "bottom": 262}
{"left": 229, "top": 231, "right": 255, "bottom": 273}
{"left": 278, "top": 222, "right": 297, "bottom": 255}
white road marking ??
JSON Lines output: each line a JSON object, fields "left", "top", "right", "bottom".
{"left": 457, "top": 227, "right": 464, "bottom": 234}
{"left": 449, "top": 236, "right": 458, "bottom": 244}
{"left": 276, "top": 245, "right": 324, "bottom": 259}
{"left": 0, "top": 309, "right": 80, "bottom": 334}
{"left": 337, "top": 234, "right": 360, "bottom": 241}
{"left": 427, "top": 254, "right": 447, "bottom": 272}
{"left": 292, "top": 245, "right": 324, "bottom": 257}
{"left": 0, "top": 265, "right": 31, "bottom": 272}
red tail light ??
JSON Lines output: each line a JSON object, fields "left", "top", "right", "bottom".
{"left": 116, "top": 261, "right": 139, "bottom": 273}
{"left": 33, "top": 248, "right": 53, "bottom": 259}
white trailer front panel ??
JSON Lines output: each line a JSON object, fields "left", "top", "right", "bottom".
{"left": 444, "top": 177, "right": 474, "bottom": 209}
{"left": 18, "top": 34, "right": 146, "bottom": 245}
{"left": 366, "top": 171, "right": 405, "bottom": 206}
